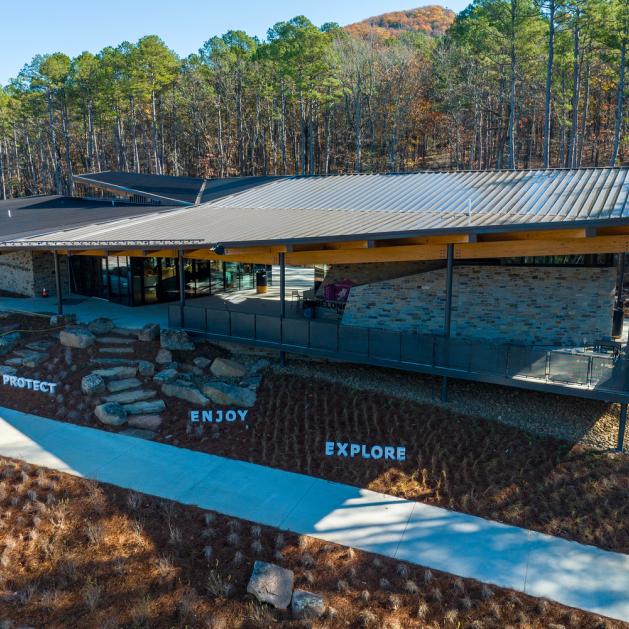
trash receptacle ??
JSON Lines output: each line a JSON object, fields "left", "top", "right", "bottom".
{"left": 256, "top": 269, "right": 268, "bottom": 294}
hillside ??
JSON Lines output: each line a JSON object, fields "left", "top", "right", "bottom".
{"left": 345, "top": 5, "right": 456, "bottom": 40}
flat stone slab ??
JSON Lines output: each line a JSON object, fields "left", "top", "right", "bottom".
{"left": 25, "top": 340, "right": 54, "bottom": 352}
{"left": 161, "top": 382, "right": 209, "bottom": 406}
{"left": 104, "top": 389, "right": 157, "bottom": 404}
{"left": 123, "top": 399, "right": 166, "bottom": 415}
{"left": 96, "top": 336, "right": 136, "bottom": 345}
{"left": 0, "top": 332, "right": 21, "bottom": 356}
{"left": 120, "top": 427, "right": 157, "bottom": 440}
{"left": 94, "top": 402, "right": 127, "bottom": 426}
{"left": 153, "top": 368, "right": 179, "bottom": 384}
{"left": 155, "top": 348, "right": 173, "bottom": 364}
{"left": 0, "top": 365, "right": 17, "bottom": 376}
{"left": 89, "top": 358, "right": 137, "bottom": 366}
{"left": 107, "top": 378, "right": 143, "bottom": 393}
{"left": 247, "top": 561, "right": 294, "bottom": 610}
{"left": 128, "top": 414, "right": 163, "bottom": 431}
{"left": 202, "top": 381, "right": 256, "bottom": 408}
{"left": 14, "top": 350, "right": 48, "bottom": 366}
{"left": 210, "top": 357, "right": 247, "bottom": 379}
{"left": 5, "top": 357, "right": 23, "bottom": 367}
{"left": 98, "top": 347, "right": 135, "bottom": 355}
{"left": 91, "top": 366, "right": 138, "bottom": 380}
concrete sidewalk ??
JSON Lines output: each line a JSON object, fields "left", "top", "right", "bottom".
{"left": 0, "top": 406, "right": 627, "bottom": 622}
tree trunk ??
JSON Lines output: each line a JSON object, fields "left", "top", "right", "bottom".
{"left": 542, "top": 0, "right": 556, "bottom": 168}
{"left": 47, "top": 89, "right": 62, "bottom": 195}
{"left": 611, "top": 35, "right": 627, "bottom": 165}
{"left": 568, "top": 7, "right": 581, "bottom": 168}
{"left": 507, "top": 0, "right": 518, "bottom": 169}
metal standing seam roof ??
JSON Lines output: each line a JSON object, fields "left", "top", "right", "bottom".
{"left": 4, "top": 168, "right": 629, "bottom": 248}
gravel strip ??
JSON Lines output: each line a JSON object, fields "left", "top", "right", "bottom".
{"left": 269, "top": 358, "right": 625, "bottom": 452}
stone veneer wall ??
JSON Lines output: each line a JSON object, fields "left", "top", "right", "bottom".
{"left": 0, "top": 251, "right": 69, "bottom": 297}
{"left": 317, "top": 260, "right": 445, "bottom": 296}
{"left": 341, "top": 265, "right": 616, "bottom": 346}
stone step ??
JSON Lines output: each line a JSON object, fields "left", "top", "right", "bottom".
{"left": 89, "top": 357, "right": 137, "bottom": 366}
{"left": 128, "top": 414, "right": 163, "bottom": 431}
{"left": 96, "top": 336, "right": 137, "bottom": 345}
{"left": 123, "top": 399, "right": 166, "bottom": 415}
{"left": 13, "top": 350, "right": 48, "bottom": 366}
{"left": 112, "top": 327, "right": 141, "bottom": 338}
{"left": 107, "top": 378, "right": 143, "bottom": 393}
{"left": 98, "top": 347, "right": 135, "bottom": 355}
{"left": 25, "top": 340, "right": 54, "bottom": 352}
{"left": 103, "top": 389, "right": 157, "bottom": 404}
{"left": 91, "top": 366, "right": 138, "bottom": 380}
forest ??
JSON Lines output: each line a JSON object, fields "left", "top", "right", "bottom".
{"left": 0, "top": 1, "right": 626, "bottom": 199}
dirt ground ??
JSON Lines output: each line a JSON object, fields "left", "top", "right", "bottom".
{"left": 0, "top": 456, "right": 625, "bottom": 629}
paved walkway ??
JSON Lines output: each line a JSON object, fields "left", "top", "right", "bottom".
{"left": 0, "top": 406, "right": 627, "bottom": 622}
{"left": 0, "top": 266, "right": 315, "bottom": 329}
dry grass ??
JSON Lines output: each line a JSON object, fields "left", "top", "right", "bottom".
{"left": 0, "top": 456, "right": 623, "bottom": 628}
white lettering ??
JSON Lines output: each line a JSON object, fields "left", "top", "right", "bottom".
{"left": 237, "top": 410, "right": 248, "bottom": 421}
{"left": 325, "top": 441, "right": 407, "bottom": 462}
{"left": 226, "top": 410, "right": 236, "bottom": 422}
{"left": 190, "top": 410, "right": 200, "bottom": 422}
{"left": 0, "top": 374, "right": 57, "bottom": 396}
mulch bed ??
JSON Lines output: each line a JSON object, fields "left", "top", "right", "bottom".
{"left": 0, "top": 456, "right": 624, "bottom": 629}
{"left": 1, "top": 313, "right": 628, "bottom": 557}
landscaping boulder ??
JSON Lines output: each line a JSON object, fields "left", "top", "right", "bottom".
{"left": 192, "top": 356, "right": 212, "bottom": 369}
{"left": 291, "top": 590, "right": 325, "bottom": 620}
{"left": 138, "top": 323, "right": 160, "bottom": 342}
{"left": 160, "top": 329, "right": 194, "bottom": 351}
{"left": 153, "top": 368, "right": 179, "bottom": 384}
{"left": 60, "top": 327, "right": 95, "bottom": 349}
{"left": 123, "top": 399, "right": 166, "bottom": 415}
{"left": 0, "top": 332, "right": 21, "bottom": 356}
{"left": 94, "top": 402, "right": 127, "bottom": 426}
{"left": 161, "top": 382, "right": 209, "bottom": 406}
{"left": 202, "top": 381, "right": 256, "bottom": 407}
{"left": 137, "top": 360, "right": 155, "bottom": 377}
{"left": 128, "top": 414, "right": 163, "bottom": 431}
{"left": 50, "top": 314, "right": 76, "bottom": 327}
{"left": 210, "top": 357, "right": 247, "bottom": 379}
{"left": 247, "top": 561, "right": 294, "bottom": 610}
{"left": 107, "top": 378, "right": 142, "bottom": 393}
{"left": 88, "top": 317, "right": 115, "bottom": 336}
{"left": 155, "top": 348, "right": 173, "bottom": 364}
{"left": 0, "top": 365, "right": 17, "bottom": 376}
{"left": 249, "top": 358, "right": 271, "bottom": 374}
{"left": 91, "top": 365, "right": 138, "bottom": 380}
{"left": 81, "top": 374, "right": 106, "bottom": 395}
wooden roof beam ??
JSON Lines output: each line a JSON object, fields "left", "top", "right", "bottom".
{"left": 478, "top": 228, "right": 592, "bottom": 242}
{"left": 287, "top": 243, "right": 447, "bottom": 265}
{"left": 455, "top": 235, "right": 629, "bottom": 259}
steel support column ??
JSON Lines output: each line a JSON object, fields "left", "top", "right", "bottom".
{"left": 53, "top": 251, "right": 63, "bottom": 316}
{"left": 279, "top": 252, "right": 286, "bottom": 365}
{"left": 618, "top": 403, "right": 627, "bottom": 452}
{"left": 612, "top": 253, "right": 625, "bottom": 338}
{"left": 178, "top": 250, "right": 186, "bottom": 328}
{"left": 440, "top": 243, "right": 455, "bottom": 402}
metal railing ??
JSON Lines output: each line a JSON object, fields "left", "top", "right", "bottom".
{"left": 169, "top": 304, "right": 629, "bottom": 402}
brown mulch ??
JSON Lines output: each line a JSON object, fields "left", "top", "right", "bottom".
{"left": 0, "top": 313, "right": 628, "bottom": 557}
{"left": 0, "top": 456, "right": 625, "bottom": 629}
